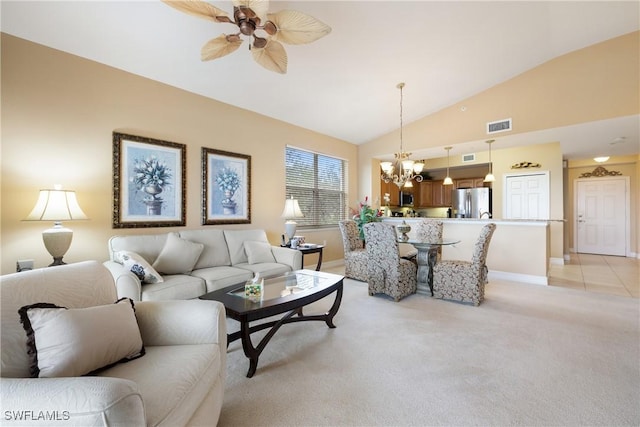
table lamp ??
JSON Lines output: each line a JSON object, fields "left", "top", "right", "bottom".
{"left": 281, "top": 196, "right": 304, "bottom": 243}
{"left": 24, "top": 185, "right": 89, "bottom": 266}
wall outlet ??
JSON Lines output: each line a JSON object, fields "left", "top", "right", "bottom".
{"left": 16, "top": 259, "right": 34, "bottom": 272}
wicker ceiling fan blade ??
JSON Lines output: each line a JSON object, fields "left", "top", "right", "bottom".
{"left": 201, "top": 35, "right": 243, "bottom": 61}
{"left": 233, "top": 0, "right": 269, "bottom": 23}
{"left": 251, "top": 39, "right": 287, "bottom": 74}
{"left": 267, "top": 10, "right": 331, "bottom": 45}
{"left": 162, "top": 0, "right": 230, "bottom": 22}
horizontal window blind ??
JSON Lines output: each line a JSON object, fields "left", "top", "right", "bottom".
{"left": 285, "top": 146, "right": 348, "bottom": 227}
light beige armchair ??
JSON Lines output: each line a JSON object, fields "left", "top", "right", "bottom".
{"left": 432, "top": 223, "right": 496, "bottom": 306}
{"left": 363, "top": 222, "right": 417, "bottom": 302}
{"left": 1, "top": 261, "right": 226, "bottom": 426}
{"left": 339, "top": 220, "right": 369, "bottom": 281}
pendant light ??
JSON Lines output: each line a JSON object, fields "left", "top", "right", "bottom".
{"left": 484, "top": 139, "right": 495, "bottom": 183}
{"left": 380, "top": 82, "right": 425, "bottom": 188}
{"left": 443, "top": 146, "right": 453, "bottom": 185}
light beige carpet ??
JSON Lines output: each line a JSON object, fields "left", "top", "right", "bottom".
{"left": 218, "top": 278, "right": 640, "bottom": 426}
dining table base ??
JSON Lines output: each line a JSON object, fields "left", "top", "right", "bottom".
{"left": 415, "top": 246, "right": 439, "bottom": 296}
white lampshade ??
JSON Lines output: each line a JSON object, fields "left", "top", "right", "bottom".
{"left": 24, "top": 186, "right": 88, "bottom": 266}
{"left": 483, "top": 173, "right": 496, "bottom": 183}
{"left": 380, "top": 161, "right": 394, "bottom": 173}
{"left": 443, "top": 176, "right": 453, "bottom": 185}
{"left": 413, "top": 161, "right": 425, "bottom": 173}
{"left": 281, "top": 196, "right": 304, "bottom": 241}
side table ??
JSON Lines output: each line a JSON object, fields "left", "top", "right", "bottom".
{"left": 296, "top": 245, "right": 325, "bottom": 271}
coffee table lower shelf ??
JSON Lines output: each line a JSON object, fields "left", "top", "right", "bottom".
{"left": 200, "top": 270, "right": 344, "bottom": 378}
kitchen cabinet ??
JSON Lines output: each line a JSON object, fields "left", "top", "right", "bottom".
{"left": 380, "top": 181, "right": 400, "bottom": 206}
{"left": 416, "top": 181, "right": 432, "bottom": 207}
{"left": 455, "top": 178, "right": 487, "bottom": 189}
{"left": 432, "top": 180, "right": 452, "bottom": 207}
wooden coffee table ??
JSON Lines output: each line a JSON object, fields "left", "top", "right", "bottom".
{"left": 200, "top": 270, "right": 344, "bottom": 377}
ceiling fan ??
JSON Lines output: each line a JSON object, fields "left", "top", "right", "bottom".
{"left": 162, "top": 0, "right": 331, "bottom": 74}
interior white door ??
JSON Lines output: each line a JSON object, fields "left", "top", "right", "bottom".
{"left": 504, "top": 172, "right": 549, "bottom": 219}
{"left": 575, "top": 177, "right": 627, "bottom": 256}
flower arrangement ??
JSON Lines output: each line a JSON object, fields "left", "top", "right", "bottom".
{"left": 215, "top": 167, "right": 241, "bottom": 196}
{"left": 351, "top": 196, "right": 383, "bottom": 240}
{"left": 131, "top": 156, "right": 172, "bottom": 191}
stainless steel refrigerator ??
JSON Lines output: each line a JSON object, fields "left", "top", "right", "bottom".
{"left": 451, "top": 188, "right": 492, "bottom": 218}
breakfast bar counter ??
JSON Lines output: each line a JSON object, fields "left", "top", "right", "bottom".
{"left": 383, "top": 218, "right": 550, "bottom": 285}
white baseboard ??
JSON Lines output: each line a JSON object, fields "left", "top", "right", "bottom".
{"left": 550, "top": 257, "right": 565, "bottom": 265}
{"left": 489, "top": 270, "right": 548, "bottom": 286}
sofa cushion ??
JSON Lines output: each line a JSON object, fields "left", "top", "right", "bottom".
{"left": 244, "top": 241, "right": 276, "bottom": 264}
{"left": 179, "top": 229, "right": 231, "bottom": 269}
{"left": 117, "top": 251, "right": 163, "bottom": 284}
{"left": 109, "top": 233, "right": 170, "bottom": 265}
{"left": 234, "top": 262, "right": 292, "bottom": 280}
{"left": 190, "top": 266, "right": 253, "bottom": 293}
{"left": 224, "top": 229, "right": 270, "bottom": 265}
{"left": 18, "top": 298, "right": 144, "bottom": 378}
{"left": 98, "top": 344, "right": 221, "bottom": 427}
{"left": 140, "top": 275, "right": 207, "bottom": 301}
{"left": 153, "top": 233, "right": 204, "bottom": 275}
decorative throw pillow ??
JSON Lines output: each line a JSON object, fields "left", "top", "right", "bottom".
{"left": 244, "top": 241, "right": 276, "bottom": 264}
{"left": 116, "top": 251, "right": 163, "bottom": 284}
{"left": 18, "top": 298, "right": 145, "bottom": 378}
{"left": 152, "top": 233, "right": 204, "bottom": 275}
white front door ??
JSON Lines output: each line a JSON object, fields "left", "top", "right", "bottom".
{"left": 575, "top": 177, "right": 627, "bottom": 256}
{"left": 504, "top": 172, "right": 550, "bottom": 219}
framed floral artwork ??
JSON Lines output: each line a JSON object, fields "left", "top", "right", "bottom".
{"left": 112, "top": 132, "right": 186, "bottom": 228}
{"left": 202, "top": 147, "right": 251, "bottom": 225}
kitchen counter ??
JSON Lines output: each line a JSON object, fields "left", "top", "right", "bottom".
{"left": 383, "top": 218, "right": 550, "bottom": 285}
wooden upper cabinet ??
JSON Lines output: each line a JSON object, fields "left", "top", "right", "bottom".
{"left": 380, "top": 181, "right": 400, "bottom": 206}
{"left": 455, "top": 178, "right": 475, "bottom": 189}
{"left": 432, "top": 180, "right": 453, "bottom": 207}
{"left": 416, "top": 181, "right": 433, "bottom": 208}
{"left": 455, "top": 178, "right": 488, "bottom": 189}
{"left": 474, "top": 178, "right": 487, "bottom": 188}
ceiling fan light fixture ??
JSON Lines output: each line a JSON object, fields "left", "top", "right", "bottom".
{"left": 163, "top": 0, "right": 331, "bottom": 74}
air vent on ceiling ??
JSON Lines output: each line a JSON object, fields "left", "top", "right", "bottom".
{"left": 462, "top": 153, "right": 476, "bottom": 163}
{"left": 487, "top": 118, "right": 512, "bottom": 134}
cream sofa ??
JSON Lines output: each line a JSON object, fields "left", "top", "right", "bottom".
{"left": 104, "top": 229, "right": 302, "bottom": 301}
{"left": 0, "top": 260, "right": 226, "bottom": 426}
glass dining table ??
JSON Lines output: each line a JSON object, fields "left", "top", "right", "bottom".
{"left": 408, "top": 238, "right": 461, "bottom": 296}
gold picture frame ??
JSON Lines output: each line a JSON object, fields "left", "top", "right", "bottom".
{"left": 113, "top": 132, "right": 186, "bottom": 228}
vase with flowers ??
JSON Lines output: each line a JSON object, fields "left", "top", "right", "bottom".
{"left": 131, "top": 155, "right": 172, "bottom": 215}
{"left": 215, "top": 167, "right": 241, "bottom": 214}
{"left": 351, "top": 196, "right": 383, "bottom": 241}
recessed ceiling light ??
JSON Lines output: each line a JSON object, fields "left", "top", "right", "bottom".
{"left": 594, "top": 156, "right": 610, "bottom": 163}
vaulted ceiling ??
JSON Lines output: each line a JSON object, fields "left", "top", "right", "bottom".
{"left": 2, "top": 1, "right": 638, "bottom": 159}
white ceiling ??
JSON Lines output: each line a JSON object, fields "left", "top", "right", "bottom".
{"left": 1, "top": 1, "right": 639, "bottom": 160}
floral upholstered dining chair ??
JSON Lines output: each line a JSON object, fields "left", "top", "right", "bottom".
{"left": 338, "top": 220, "right": 368, "bottom": 282}
{"left": 414, "top": 219, "right": 444, "bottom": 260}
{"left": 432, "top": 223, "right": 496, "bottom": 306}
{"left": 363, "top": 222, "right": 417, "bottom": 302}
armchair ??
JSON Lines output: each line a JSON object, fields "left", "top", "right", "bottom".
{"left": 432, "top": 223, "right": 496, "bottom": 306}
{"left": 1, "top": 261, "right": 226, "bottom": 426}
{"left": 338, "top": 220, "right": 368, "bottom": 281}
{"left": 363, "top": 222, "right": 417, "bottom": 302}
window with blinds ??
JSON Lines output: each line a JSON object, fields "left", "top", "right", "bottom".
{"left": 285, "top": 146, "right": 348, "bottom": 228}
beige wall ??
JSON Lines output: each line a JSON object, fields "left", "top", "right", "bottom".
{"left": 361, "top": 31, "right": 639, "bottom": 261}
{"left": 0, "top": 34, "right": 358, "bottom": 274}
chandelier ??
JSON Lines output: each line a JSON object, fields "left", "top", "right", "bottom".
{"left": 380, "top": 82, "right": 425, "bottom": 189}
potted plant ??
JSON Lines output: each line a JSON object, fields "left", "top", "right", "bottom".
{"left": 351, "top": 196, "right": 383, "bottom": 241}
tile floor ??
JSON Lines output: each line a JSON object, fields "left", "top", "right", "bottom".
{"left": 549, "top": 253, "right": 639, "bottom": 298}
